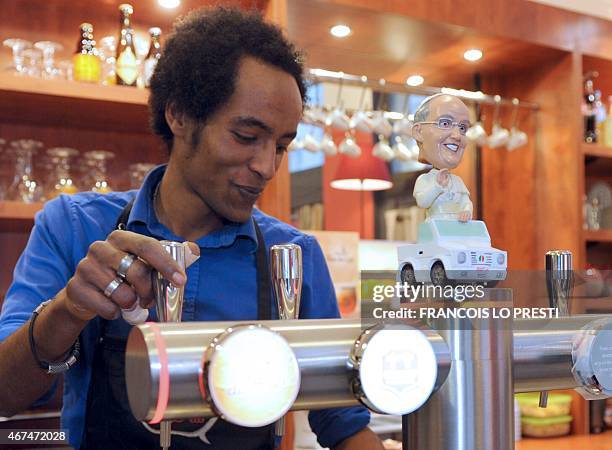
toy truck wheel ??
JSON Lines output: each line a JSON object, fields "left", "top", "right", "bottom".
{"left": 400, "top": 264, "right": 417, "bottom": 284}
{"left": 430, "top": 261, "right": 452, "bottom": 286}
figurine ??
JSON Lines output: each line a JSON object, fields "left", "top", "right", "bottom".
{"left": 411, "top": 93, "right": 473, "bottom": 222}
{"left": 397, "top": 94, "right": 507, "bottom": 287}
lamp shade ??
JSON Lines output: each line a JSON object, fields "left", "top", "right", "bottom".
{"left": 330, "top": 148, "right": 393, "bottom": 191}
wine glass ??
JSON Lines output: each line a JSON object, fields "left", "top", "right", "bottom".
{"left": 34, "top": 41, "right": 63, "bottom": 79}
{"left": 2, "top": 38, "right": 32, "bottom": 74}
{"left": 84, "top": 150, "right": 115, "bottom": 193}
{"left": 45, "top": 147, "right": 79, "bottom": 199}
{"left": 22, "top": 48, "right": 42, "bottom": 78}
{"left": 0, "top": 138, "right": 9, "bottom": 200}
{"left": 7, "top": 139, "right": 44, "bottom": 203}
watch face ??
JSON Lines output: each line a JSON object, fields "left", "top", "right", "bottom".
{"left": 355, "top": 327, "right": 438, "bottom": 415}
{"left": 205, "top": 325, "right": 300, "bottom": 427}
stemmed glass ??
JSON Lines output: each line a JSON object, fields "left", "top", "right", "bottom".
{"left": 2, "top": 38, "right": 32, "bottom": 74}
{"left": 34, "top": 41, "right": 64, "bottom": 79}
{"left": 7, "top": 139, "right": 44, "bottom": 203}
{"left": 0, "top": 138, "right": 8, "bottom": 200}
{"left": 45, "top": 147, "right": 79, "bottom": 199}
{"left": 84, "top": 150, "right": 114, "bottom": 193}
{"left": 22, "top": 48, "right": 42, "bottom": 77}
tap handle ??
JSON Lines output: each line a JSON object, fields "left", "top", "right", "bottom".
{"left": 270, "top": 244, "right": 302, "bottom": 321}
{"left": 153, "top": 240, "right": 186, "bottom": 323}
{"left": 545, "top": 250, "right": 573, "bottom": 316}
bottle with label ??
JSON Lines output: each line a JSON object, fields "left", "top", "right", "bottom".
{"left": 115, "top": 3, "right": 138, "bottom": 86}
{"left": 143, "top": 27, "right": 162, "bottom": 87}
{"left": 583, "top": 78, "right": 597, "bottom": 143}
{"left": 72, "top": 23, "right": 101, "bottom": 83}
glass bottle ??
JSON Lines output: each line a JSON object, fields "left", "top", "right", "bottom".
{"left": 583, "top": 78, "right": 597, "bottom": 143}
{"left": 73, "top": 23, "right": 102, "bottom": 83}
{"left": 115, "top": 4, "right": 138, "bottom": 86}
{"left": 143, "top": 27, "right": 162, "bottom": 87}
{"left": 594, "top": 90, "right": 607, "bottom": 141}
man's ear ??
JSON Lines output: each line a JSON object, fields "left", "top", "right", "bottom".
{"left": 411, "top": 122, "right": 423, "bottom": 143}
{"left": 165, "top": 102, "right": 189, "bottom": 139}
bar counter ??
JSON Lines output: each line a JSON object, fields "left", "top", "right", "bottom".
{"left": 516, "top": 431, "right": 612, "bottom": 449}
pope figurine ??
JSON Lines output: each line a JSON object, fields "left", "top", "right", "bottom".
{"left": 411, "top": 93, "right": 473, "bottom": 222}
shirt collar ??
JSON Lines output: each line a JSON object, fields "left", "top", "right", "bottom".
{"left": 126, "top": 164, "right": 258, "bottom": 251}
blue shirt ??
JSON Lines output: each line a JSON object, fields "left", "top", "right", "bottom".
{"left": 0, "top": 165, "right": 369, "bottom": 449}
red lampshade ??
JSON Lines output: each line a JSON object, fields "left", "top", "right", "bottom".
{"left": 330, "top": 148, "right": 393, "bottom": 191}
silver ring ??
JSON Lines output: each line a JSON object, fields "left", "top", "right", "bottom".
{"left": 117, "top": 253, "right": 136, "bottom": 280}
{"left": 103, "top": 277, "right": 124, "bottom": 298}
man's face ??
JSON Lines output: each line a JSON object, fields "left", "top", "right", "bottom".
{"left": 414, "top": 95, "right": 470, "bottom": 170}
{"left": 171, "top": 57, "right": 302, "bottom": 223}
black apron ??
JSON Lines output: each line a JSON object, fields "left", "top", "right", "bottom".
{"left": 81, "top": 200, "right": 275, "bottom": 450}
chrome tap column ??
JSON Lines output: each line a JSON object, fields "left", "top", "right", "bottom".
{"left": 270, "top": 244, "right": 302, "bottom": 436}
{"left": 151, "top": 241, "right": 186, "bottom": 450}
{"left": 408, "top": 311, "right": 514, "bottom": 450}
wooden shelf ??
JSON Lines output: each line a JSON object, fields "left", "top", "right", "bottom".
{"left": 0, "top": 201, "right": 42, "bottom": 220}
{"left": 0, "top": 201, "right": 42, "bottom": 232}
{"left": 582, "top": 143, "right": 612, "bottom": 159}
{"left": 579, "top": 296, "right": 612, "bottom": 313}
{"left": 584, "top": 229, "right": 612, "bottom": 243}
{"left": 0, "top": 72, "right": 150, "bottom": 133}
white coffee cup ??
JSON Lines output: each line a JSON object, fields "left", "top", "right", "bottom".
{"left": 392, "top": 136, "right": 412, "bottom": 161}
{"left": 350, "top": 111, "right": 374, "bottom": 133}
{"left": 466, "top": 121, "right": 488, "bottom": 146}
{"left": 506, "top": 127, "right": 528, "bottom": 151}
{"left": 303, "top": 133, "right": 320, "bottom": 153}
{"left": 373, "top": 136, "right": 395, "bottom": 161}
{"left": 339, "top": 134, "right": 361, "bottom": 157}
{"left": 320, "top": 133, "right": 337, "bottom": 156}
{"left": 487, "top": 124, "right": 510, "bottom": 148}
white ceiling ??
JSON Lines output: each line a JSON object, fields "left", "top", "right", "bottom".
{"left": 528, "top": 0, "right": 612, "bottom": 21}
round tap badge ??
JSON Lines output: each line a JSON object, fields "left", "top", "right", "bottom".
{"left": 351, "top": 325, "right": 438, "bottom": 415}
{"left": 204, "top": 324, "right": 300, "bottom": 427}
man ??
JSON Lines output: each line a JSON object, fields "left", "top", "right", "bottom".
{"left": 411, "top": 94, "right": 473, "bottom": 222}
{"left": 0, "top": 8, "right": 382, "bottom": 450}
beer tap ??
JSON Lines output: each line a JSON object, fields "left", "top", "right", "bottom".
{"left": 152, "top": 241, "right": 187, "bottom": 450}
{"left": 270, "top": 244, "right": 302, "bottom": 437}
{"left": 540, "top": 250, "right": 573, "bottom": 407}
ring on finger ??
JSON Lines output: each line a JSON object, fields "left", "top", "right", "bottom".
{"left": 104, "top": 277, "right": 124, "bottom": 298}
{"left": 117, "top": 253, "right": 136, "bottom": 280}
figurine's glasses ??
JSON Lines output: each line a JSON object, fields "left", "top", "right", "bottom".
{"left": 417, "top": 118, "right": 470, "bottom": 136}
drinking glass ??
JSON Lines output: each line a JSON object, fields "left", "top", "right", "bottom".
{"left": 7, "top": 139, "right": 44, "bottom": 203}
{"left": 84, "top": 150, "right": 114, "bottom": 193}
{"left": 99, "top": 36, "right": 116, "bottom": 85}
{"left": 0, "top": 138, "right": 8, "bottom": 200}
{"left": 129, "top": 162, "right": 156, "bottom": 189}
{"left": 34, "top": 41, "right": 64, "bottom": 79}
{"left": 46, "top": 147, "right": 79, "bottom": 199}
{"left": 22, "top": 48, "right": 42, "bottom": 77}
{"left": 2, "top": 38, "right": 32, "bottom": 74}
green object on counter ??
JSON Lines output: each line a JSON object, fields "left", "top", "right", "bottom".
{"left": 516, "top": 392, "right": 572, "bottom": 406}
{"left": 521, "top": 415, "right": 572, "bottom": 426}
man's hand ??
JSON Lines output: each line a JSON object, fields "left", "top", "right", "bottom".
{"left": 458, "top": 210, "right": 472, "bottom": 222}
{"left": 333, "top": 427, "right": 384, "bottom": 450}
{"left": 436, "top": 169, "right": 450, "bottom": 187}
{"left": 63, "top": 230, "right": 199, "bottom": 322}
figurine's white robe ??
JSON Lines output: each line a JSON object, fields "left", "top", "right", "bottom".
{"left": 413, "top": 168, "right": 473, "bottom": 220}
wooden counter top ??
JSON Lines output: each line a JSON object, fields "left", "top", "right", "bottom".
{"left": 516, "top": 431, "right": 612, "bottom": 449}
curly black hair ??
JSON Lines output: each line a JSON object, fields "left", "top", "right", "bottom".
{"left": 149, "top": 7, "right": 307, "bottom": 151}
